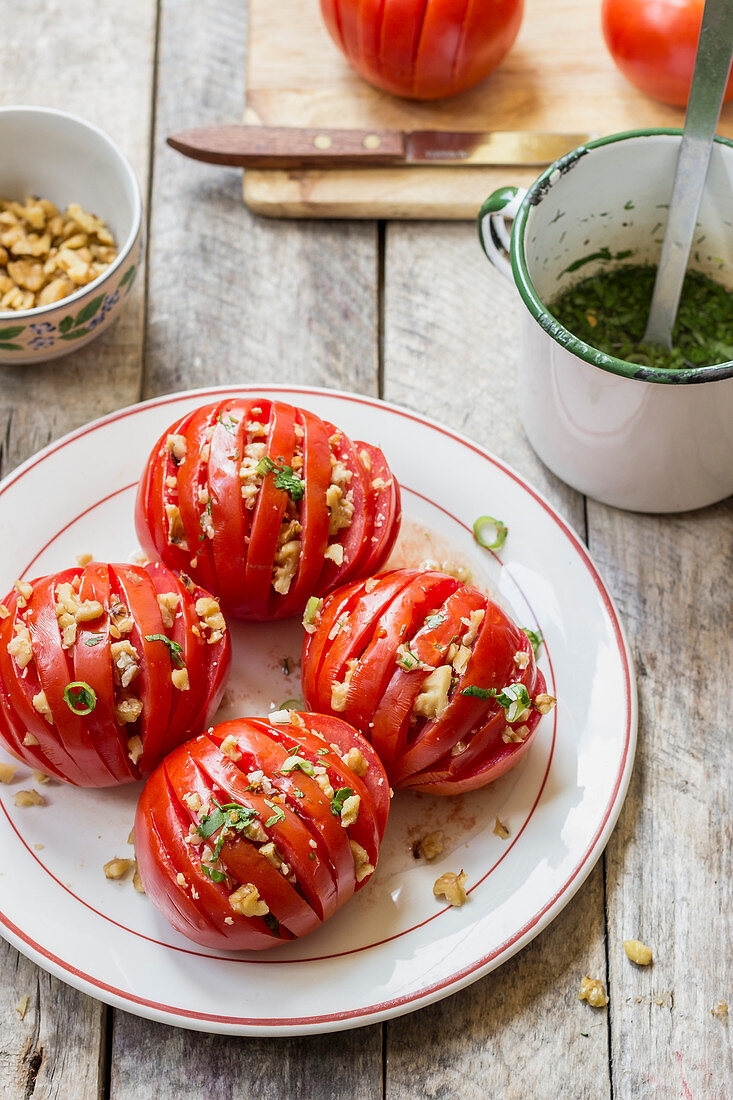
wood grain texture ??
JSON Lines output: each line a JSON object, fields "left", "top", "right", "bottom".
{"left": 0, "top": 2, "right": 156, "bottom": 1097}
{"left": 590, "top": 500, "right": 733, "bottom": 1100}
{"left": 111, "top": 0, "right": 383, "bottom": 1094}
{"left": 141, "top": 0, "right": 379, "bottom": 400}
{"left": 0, "top": 0, "right": 154, "bottom": 476}
{"left": 243, "top": 0, "right": 733, "bottom": 219}
{"left": 381, "top": 221, "right": 613, "bottom": 1096}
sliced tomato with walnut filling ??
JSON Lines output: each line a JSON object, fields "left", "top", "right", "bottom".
{"left": 134, "top": 712, "right": 390, "bottom": 950}
{"left": 301, "top": 569, "right": 554, "bottom": 795}
{"left": 0, "top": 562, "right": 230, "bottom": 787}
{"left": 135, "top": 398, "right": 401, "bottom": 621}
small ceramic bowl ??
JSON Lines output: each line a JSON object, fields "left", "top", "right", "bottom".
{"left": 0, "top": 106, "right": 143, "bottom": 365}
{"left": 478, "top": 129, "right": 733, "bottom": 514}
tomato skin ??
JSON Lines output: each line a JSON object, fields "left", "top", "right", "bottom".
{"left": 0, "top": 562, "right": 230, "bottom": 787}
{"left": 135, "top": 399, "right": 401, "bottom": 621}
{"left": 302, "top": 570, "right": 552, "bottom": 796}
{"left": 602, "top": 0, "right": 733, "bottom": 107}
{"left": 321, "top": 0, "right": 523, "bottom": 100}
{"left": 134, "top": 713, "right": 390, "bottom": 950}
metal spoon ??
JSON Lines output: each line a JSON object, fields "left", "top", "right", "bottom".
{"left": 642, "top": 0, "right": 733, "bottom": 351}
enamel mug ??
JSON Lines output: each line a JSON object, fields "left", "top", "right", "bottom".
{"left": 478, "top": 129, "right": 733, "bottom": 513}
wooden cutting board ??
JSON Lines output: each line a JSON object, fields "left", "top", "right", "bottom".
{"left": 243, "top": 0, "right": 733, "bottom": 219}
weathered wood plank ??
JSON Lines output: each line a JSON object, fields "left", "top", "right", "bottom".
{"left": 590, "top": 499, "right": 733, "bottom": 1100}
{"left": 0, "top": 0, "right": 154, "bottom": 476}
{"left": 0, "top": 2, "right": 156, "bottom": 1097}
{"left": 111, "top": 0, "right": 383, "bottom": 1093}
{"left": 140, "top": 0, "right": 379, "bottom": 399}
{"left": 382, "top": 222, "right": 611, "bottom": 1098}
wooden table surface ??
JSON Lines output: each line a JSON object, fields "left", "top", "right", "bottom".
{"left": 2, "top": 1, "right": 731, "bottom": 1097}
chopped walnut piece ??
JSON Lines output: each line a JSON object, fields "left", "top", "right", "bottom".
{"left": 340, "top": 793, "right": 361, "bottom": 827}
{"left": 195, "top": 596, "right": 226, "bottom": 644}
{"left": 133, "top": 868, "right": 145, "bottom": 894}
{"left": 413, "top": 831, "right": 444, "bottom": 862}
{"left": 0, "top": 762, "right": 18, "bottom": 784}
{"left": 326, "top": 484, "right": 354, "bottom": 535}
{"left": 220, "top": 734, "right": 242, "bottom": 761}
{"left": 165, "top": 504, "right": 187, "bottom": 548}
{"left": 23, "top": 732, "right": 38, "bottom": 747}
{"left": 111, "top": 640, "right": 140, "bottom": 689}
{"left": 514, "top": 649, "right": 530, "bottom": 669}
{"left": 711, "top": 1000, "right": 728, "bottom": 1019}
{"left": 578, "top": 976, "right": 609, "bottom": 1007}
{"left": 127, "top": 735, "right": 143, "bottom": 765}
{"left": 493, "top": 816, "right": 510, "bottom": 839}
{"left": 32, "top": 691, "right": 52, "bottom": 724}
{"left": 166, "top": 434, "right": 187, "bottom": 463}
{"left": 433, "top": 870, "right": 468, "bottom": 907}
{"left": 331, "top": 659, "right": 356, "bottom": 712}
{"left": 314, "top": 771, "right": 335, "bottom": 800}
{"left": 342, "top": 746, "right": 368, "bottom": 777}
{"left": 364, "top": 578, "right": 377, "bottom": 594}
{"left": 8, "top": 623, "right": 33, "bottom": 669}
{"left": 171, "top": 668, "right": 190, "bottom": 691}
{"left": 273, "top": 532, "right": 301, "bottom": 595}
{"left": 15, "top": 995, "right": 29, "bottom": 1021}
{"left": 115, "top": 696, "right": 143, "bottom": 726}
{"left": 623, "top": 939, "right": 653, "bottom": 966}
{"left": 349, "top": 839, "right": 374, "bottom": 882}
{"left": 413, "top": 664, "right": 452, "bottom": 720}
{"left": 32, "top": 770, "right": 49, "bottom": 785}
{"left": 183, "top": 791, "right": 202, "bottom": 812}
{"left": 534, "top": 693, "right": 556, "bottom": 715}
{"left": 229, "top": 883, "right": 269, "bottom": 917}
{"left": 14, "top": 789, "right": 45, "bottom": 807}
{"left": 14, "top": 581, "right": 32, "bottom": 602}
{"left": 0, "top": 603, "right": 9, "bottom": 619}
{"left": 324, "top": 542, "right": 344, "bottom": 566}
{"left": 502, "top": 724, "right": 530, "bottom": 744}
{"left": 76, "top": 553, "right": 93, "bottom": 567}
{"left": 104, "top": 857, "right": 134, "bottom": 880}
{"left": 462, "top": 609, "right": 484, "bottom": 646}
{"left": 157, "top": 592, "right": 180, "bottom": 629}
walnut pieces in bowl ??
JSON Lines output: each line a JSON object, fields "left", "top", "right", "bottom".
{"left": 0, "top": 106, "right": 142, "bottom": 365}
{"left": 0, "top": 196, "right": 118, "bottom": 311}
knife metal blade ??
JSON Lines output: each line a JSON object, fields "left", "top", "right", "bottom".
{"left": 167, "top": 125, "right": 592, "bottom": 169}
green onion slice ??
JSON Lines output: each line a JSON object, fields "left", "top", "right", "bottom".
{"left": 331, "top": 787, "right": 354, "bottom": 817}
{"left": 473, "top": 515, "right": 508, "bottom": 551}
{"left": 522, "top": 628, "right": 543, "bottom": 655}
{"left": 63, "top": 681, "right": 97, "bottom": 715}
{"left": 277, "top": 756, "right": 314, "bottom": 776}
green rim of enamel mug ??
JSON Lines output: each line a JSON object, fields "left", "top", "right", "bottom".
{"left": 510, "top": 128, "right": 733, "bottom": 386}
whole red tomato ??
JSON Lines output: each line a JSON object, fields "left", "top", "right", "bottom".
{"left": 135, "top": 398, "right": 401, "bottom": 621}
{"left": 602, "top": 0, "right": 733, "bottom": 107}
{"left": 0, "top": 561, "right": 230, "bottom": 786}
{"left": 135, "top": 712, "right": 390, "bottom": 949}
{"left": 301, "top": 569, "right": 554, "bottom": 795}
{"left": 320, "top": 0, "right": 524, "bottom": 100}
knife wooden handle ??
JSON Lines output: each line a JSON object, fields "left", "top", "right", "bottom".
{"left": 167, "top": 125, "right": 406, "bottom": 168}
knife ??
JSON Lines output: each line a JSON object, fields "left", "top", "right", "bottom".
{"left": 167, "top": 125, "right": 592, "bottom": 169}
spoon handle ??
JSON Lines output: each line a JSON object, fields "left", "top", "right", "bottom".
{"left": 643, "top": 0, "right": 733, "bottom": 348}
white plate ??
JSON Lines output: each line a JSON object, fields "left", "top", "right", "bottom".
{"left": 0, "top": 385, "right": 636, "bottom": 1036}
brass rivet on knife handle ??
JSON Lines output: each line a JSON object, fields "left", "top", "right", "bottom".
{"left": 166, "top": 125, "right": 406, "bottom": 169}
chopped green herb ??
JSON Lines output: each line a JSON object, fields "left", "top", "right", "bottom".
{"left": 264, "top": 800, "right": 285, "bottom": 827}
{"left": 522, "top": 628, "right": 543, "bottom": 655}
{"left": 331, "top": 787, "right": 353, "bottom": 816}
{"left": 278, "top": 756, "right": 315, "bottom": 776}
{"left": 473, "top": 515, "right": 508, "bottom": 551}
{"left": 461, "top": 685, "right": 495, "bottom": 701}
{"left": 309, "top": 852, "right": 315, "bottom": 860}
{"left": 580, "top": 1032, "right": 589, "bottom": 1038}
{"left": 549, "top": 264, "right": 733, "bottom": 370}
{"left": 196, "top": 799, "right": 259, "bottom": 862}
{"left": 256, "top": 456, "right": 305, "bottom": 502}
{"left": 63, "top": 681, "right": 97, "bottom": 715}
{"left": 84, "top": 634, "right": 104, "bottom": 647}
{"left": 263, "top": 913, "right": 281, "bottom": 936}
{"left": 287, "top": 745, "right": 300, "bottom": 756}
{"left": 293, "top": 787, "right": 305, "bottom": 798}
{"left": 145, "top": 633, "right": 185, "bottom": 668}
{"left": 200, "top": 864, "right": 227, "bottom": 883}
{"left": 424, "top": 612, "right": 447, "bottom": 629}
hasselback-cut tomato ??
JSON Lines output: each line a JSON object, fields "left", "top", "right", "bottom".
{"left": 301, "top": 569, "right": 555, "bottom": 795}
{"left": 135, "top": 712, "right": 390, "bottom": 949}
{"left": 0, "top": 561, "right": 230, "bottom": 787}
{"left": 135, "top": 398, "right": 401, "bottom": 620}
{"left": 320, "top": 0, "right": 524, "bottom": 100}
